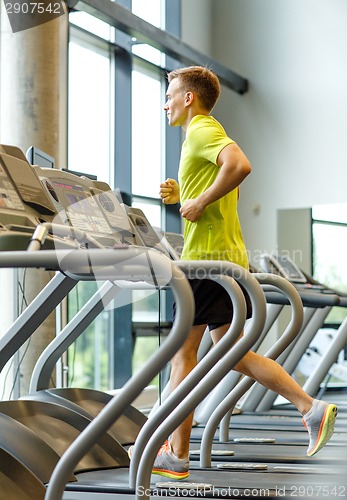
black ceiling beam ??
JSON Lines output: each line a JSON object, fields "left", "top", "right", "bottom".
{"left": 71, "top": 0, "right": 248, "bottom": 94}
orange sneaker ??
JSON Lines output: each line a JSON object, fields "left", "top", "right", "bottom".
{"left": 128, "top": 440, "right": 189, "bottom": 480}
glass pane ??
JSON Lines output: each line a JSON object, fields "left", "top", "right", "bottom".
{"left": 312, "top": 203, "right": 347, "bottom": 224}
{"left": 67, "top": 282, "right": 112, "bottom": 390}
{"left": 132, "top": 201, "right": 161, "bottom": 228}
{"left": 313, "top": 222, "right": 347, "bottom": 324}
{"left": 68, "top": 41, "right": 111, "bottom": 183}
{"left": 132, "top": 45, "right": 163, "bottom": 66}
{"left": 132, "top": 0, "right": 162, "bottom": 27}
{"left": 132, "top": 289, "right": 160, "bottom": 323}
{"left": 132, "top": 336, "right": 160, "bottom": 386}
{"left": 69, "top": 12, "right": 112, "bottom": 40}
{"left": 131, "top": 0, "right": 164, "bottom": 64}
{"left": 67, "top": 37, "right": 112, "bottom": 390}
{"left": 132, "top": 201, "right": 162, "bottom": 322}
{"left": 132, "top": 70, "right": 163, "bottom": 198}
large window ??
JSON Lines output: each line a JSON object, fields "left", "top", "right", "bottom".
{"left": 67, "top": 25, "right": 114, "bottom": 390}
{"left": 66, "top": 0, "right": 179, "bottom": 390}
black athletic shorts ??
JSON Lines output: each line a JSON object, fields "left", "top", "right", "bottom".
{"left": 173, "top": 278, "right": 252, "bottom": 331}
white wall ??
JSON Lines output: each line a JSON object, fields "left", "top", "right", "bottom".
{"left": 182, "top": 0, "right": 347, "bottom": 267}
{"left": 181, "top": 0, "right": 213, "bottom": 55}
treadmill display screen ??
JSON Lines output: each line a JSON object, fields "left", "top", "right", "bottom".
{"left": 275, "top": 255, "right": 307, "bottom": 283}
{"left": 260, "top": 254, "right": 307, "bottom": 283}
{"left": 50, "top": 180, "right": 113, "bottom": 235}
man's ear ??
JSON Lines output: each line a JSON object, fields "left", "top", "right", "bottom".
{"left": 185, "top": 91, "right": 194, "bottom": 106}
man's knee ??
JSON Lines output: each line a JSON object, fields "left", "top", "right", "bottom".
{"left": 233, "top": 351, "right": 254, "bottom": 375}
{"left": 171, "top": 325, "right": 205, "bottom": 368}
{"left": 172, "top": 345, "right": 197, "bottom": 367}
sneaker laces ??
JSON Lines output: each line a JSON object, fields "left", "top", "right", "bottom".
{"left": 157, "top": 440, "right": 171, "bottom": 456}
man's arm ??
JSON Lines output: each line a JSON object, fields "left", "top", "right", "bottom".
{"left": 159, "top": 178, "right": 180, "bottom": 204}
{"left": 179, "top": 142, "right": 251, "bottom": 222}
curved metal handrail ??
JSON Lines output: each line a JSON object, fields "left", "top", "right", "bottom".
{"left": 128, "top": 274, "right": 246, "bottom": 489}
{"left": 44, "top": 255, "right": 194, "bottom": 500}
{"left": 134, "top": 262, "right": 267, "bottom": 500}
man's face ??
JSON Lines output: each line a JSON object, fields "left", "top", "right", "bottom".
{"left": 164, "top": 78, "right": 187, "bottom": 127}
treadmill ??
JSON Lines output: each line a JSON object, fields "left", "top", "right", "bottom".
{"left": 0, "top": 146, "right": 265, "bottom": 499}
{"left": 183, "top": 256, "right": 346, "bottom": 494}
{"left": 45, "top": 228, "right": 345, "bottom": 498}
{"left": 0, "top": 147, "right": 192, "bottom": 498}
{"left": 47, "top": 258, "right": 344, "bottom": 497}
{"left": 0, "top": 147, "right": 345, "bottom": 499}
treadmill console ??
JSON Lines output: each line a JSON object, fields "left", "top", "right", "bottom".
{"left": 0, "top": 144, "right": 176, "bottom": 255}
{"left": 0, "top": 146, "right": 135, "bottom": 250}
{"left": 35, "top": 168, "right": 135, "bottom": 246}
{"left": 124, "top": 206, "right": 171, "bottom": 258}
{"left": 160, "top": 231, "right": 184, "bottom": 260}
{"left": 0, "top": 153, "right": 56, "bottom": 215}
{"left": 0, "top": 150, "right": 60, "bottom": 249}
{"left": 260, "top": 254, "right": 307, "bottom": 284}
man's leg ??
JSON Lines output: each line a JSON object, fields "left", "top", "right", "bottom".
{"left": 210, "top": 324, "right": 313, "bottom": 413}
{"left": 210, "top": 324, "right": 337, "bottom": 456}
{"left": 169, "top": 324, "right": 207, "bottom": 458}
{"left": 135, "top": 324, "right": 206, "bottom": 479}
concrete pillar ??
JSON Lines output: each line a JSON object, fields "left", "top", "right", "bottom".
{"left": 0, "top": 7, "right": 68, "bottom": 395}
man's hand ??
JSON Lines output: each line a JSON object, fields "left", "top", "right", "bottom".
{"left": 180, "top": 198, "right": 205, "bottom": 222}
{"left": 159, "top": 178, "right": 180, "bottom": 204}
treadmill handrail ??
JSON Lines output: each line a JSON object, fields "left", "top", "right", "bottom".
{"left": 29, "top": 281, "right": 123, "bottom": 392}
{"left": 128, "top": 273, "right": 247, "bottom": 488}
{"left": 264, "top": 286, "right": 340, "bottom": 308}
{"left": 134, "top": 262, "right": 267, "bottom": 498}
{"left": 0, "top": 247, "right": 177, "bottom": 370}
{"left": 254, "top": 306, "right": 330, "bottom": 412}
{"left": 0, "top": 272, "right": 78, "bottom": 373}
{"left": 303, "top": 312, "right": 347, "bottom": 396}
{"left": 44, "top": 258, "right": 194, "bottom": 500}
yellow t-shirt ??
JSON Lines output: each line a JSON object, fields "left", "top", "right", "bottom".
{"left": 178, "top": 115, "right": 249, "bottom": 268}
